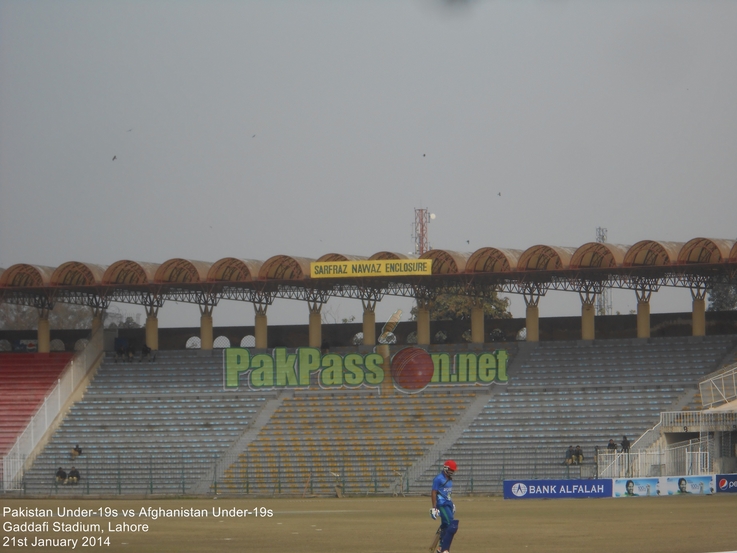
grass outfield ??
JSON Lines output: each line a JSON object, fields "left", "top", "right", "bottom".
{"left": 1, "top": 495, "right": 736, "bottom": 553}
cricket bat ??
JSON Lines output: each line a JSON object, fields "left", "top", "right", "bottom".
{"left": 428, "top": 526, "right": 441, "bottom": 553}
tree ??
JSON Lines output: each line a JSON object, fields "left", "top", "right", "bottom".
{"left": 707, "top": 281, "right": 737, "bottom": 311}
{"left": 410, "top": 293, "right": 512, "bottom": 321}
{"left": 0, "top": 303, "right": 94, "bottom": 330}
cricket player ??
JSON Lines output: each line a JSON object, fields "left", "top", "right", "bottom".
{"left": 430, "top": 460, "right": 458, "bottom": 553}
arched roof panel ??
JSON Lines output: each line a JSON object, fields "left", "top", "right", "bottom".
{"left": 677, "top": 238, "right": 735, "bottom": 264}
{"left": 369, "top": 252, "right": 414, "bottom": 260}
{"left": 259, "top": 255, "right": 314, "bottom": 280}
{"left": 103, "top": 261, "right": 159, "bottom": 285}
{"left": 51, "top": 262, "right": 107, "bottom": 286}
{"left": 316, "top": 253, "right": 368, "bottom": 262}
{"left": 420, "top": 250, "right": 470, "bottom": 274}
{"left": 465, "top": 248, "right": 523, "bottom": 273}
{"left": 207, "top": 258, "right": 263, "bottom": 282}
{"left": 0, "top": 264, "right": 55, "bottom": 287}
{"left": 570, "top": 243, "right": 629, "bottom": 269}
{"left": 517, "top": 245, "right": 577, "bottom": 271}
{"left": 155, "top": 259, "right": 211, "bottom": 284}
{"left": 623, "top": 241, "right": 683, "bottom": 267}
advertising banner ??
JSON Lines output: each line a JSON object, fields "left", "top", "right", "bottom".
{"left": 613, "top": 477, "right": 659, "bottom": 497}
{"left": 716, "top": 474, "right": 737, "bottom": 493}
{"left": 662, "top": 475, "right": 714, "bottom": 495}
{"left": 504, "top": 479, "right": 612, "bottom": 499}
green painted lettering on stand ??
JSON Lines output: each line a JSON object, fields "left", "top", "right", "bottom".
{"left": 321, "top": 353, "right": 343, "bottom": 387}
{"left": 343, "top": 353, "right": 364, "bottom": 386}
{"left": 364, "top": 353, "right": 384, "bottom": 384}
{"left": 477, "top": 352, "right": 496, "bottom": 383}
{"left": 224, "top": 348, "right": 250, "bottom": 388}
{"left": 431, "top": 353, "right": 451, "bottom": 383}
{"left": 298, "top": 348, "right": 322, "bottom": 386}
{"left": 275, "top": 348, "right": 298, "bottom": 386}
{"left": 251, "top": 354, "right": 274, "bottom": 387}
{"left": 457, "top": 353, "right": 478, "bottom": 383}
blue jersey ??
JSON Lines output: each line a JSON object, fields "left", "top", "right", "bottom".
{"left": 432, "top": 472, "right": 453, "bottom": 507}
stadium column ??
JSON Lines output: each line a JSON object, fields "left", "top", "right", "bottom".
{"left": 37, "top": 308, "right": 50, "bottom": 353}
{"left": 416, "top": 299, "right": 431, "bottom": 345}
{"left": 690, "top": 279, "right": 707, "bottom": 337}
{"left": 145, "top": 305, "right": 159, "bottom": 350}
{"left": 200, "top": 304, "right": 214, "bottom": 350}
{"left": 580, "top": 289, "right": 596, "bottom": 340}
{"left": 471, "top": 299, "right": 484, "bottom": 344}
{"left": 90, "top": 307, "right": 104, "bottom": 336}
{"left": 308, "top": 301, "right": 322, "bottom": 348}
{"left": 523, "top": 287, "right": 541, "bottom": 342}
{"left": 581, "top": 302, "right": 595, "bottom": 340}
{"left": 254, "top": 304, "right": 268, "bottom": 349}
{"left": 692, "top": 298, "right": 706, "bottom": 337}
{"left": 362, "top": 299, "right": 376, "bottom": 346}
{"left": 525, "top": 304, "right": 539, "bottom": 342}
{"left": 636, "top": 288, "right": 651, "bottom": 338}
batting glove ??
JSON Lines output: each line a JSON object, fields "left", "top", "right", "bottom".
{"left": 452, "top": 504, "right": 456, "bottom": 514}
{"left": 430, "top": 508, "right": 439, "bottom": 520}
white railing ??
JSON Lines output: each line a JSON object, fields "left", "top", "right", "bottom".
{"left": 659, "top": 410, "right": 737, "bottom": 431}
{"left": 2, "top": 328, "right": 103, "bottom": 491}
{"left": 631, "top": 421, "right": 662, "bottom": 451}
{"left": 700, "top": 364, "right": 737, "bottom": 409}
{"left": 598, "top": 439, "right": 711, "bottom": 479}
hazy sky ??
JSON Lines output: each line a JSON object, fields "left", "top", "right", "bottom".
{"left": 1, "top": 1, "right": 736, "bottom": 328}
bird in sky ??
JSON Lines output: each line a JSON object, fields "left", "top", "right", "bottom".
{"left": 498, "top": 192, "right": 501, "bottom": 196}
{"left": 126, "top": 129, "right": 132, "bottom": 132}
{"left": 112, "top": 156, "right": 117, "bottom": 161}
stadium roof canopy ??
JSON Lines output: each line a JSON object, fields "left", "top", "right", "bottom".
{"left": 1, "top": 238, "right": 736, "bottom": 309}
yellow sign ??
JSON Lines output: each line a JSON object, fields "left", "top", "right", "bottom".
{"left": 310, "top": 260, "right": 432, "bottom": 278}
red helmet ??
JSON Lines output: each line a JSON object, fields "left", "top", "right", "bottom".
{"left": 443, "top": 460, "right": 457, "bottom": 473}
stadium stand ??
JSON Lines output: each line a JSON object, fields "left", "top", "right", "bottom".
{"left": 219, "top": 389, "right": 476, "bottom": 496}
{"left": 0, "top": 353, "right": 74, "bottom": 456}
{"left": 21, "top": 351, "right": 268, "bottom": 494}
{"left": 411, "top": 335, "right": 737, "bottom": 492}
{"left": 16, "top": 335, "right": 737, "bottom": 496}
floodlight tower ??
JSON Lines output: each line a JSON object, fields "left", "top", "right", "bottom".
{"left": 595, "top": 227, "right": 613, "bottom": 316}
{"left": 413, "top": 208, "right": 434, "bottom": 255}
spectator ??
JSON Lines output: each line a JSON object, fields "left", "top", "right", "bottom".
{"left": 55, "top": 467, "right": 67, "bottom": 484}
{"left": 71, "top": 444, "right": 82, "bottom": 459}
{"left": 607, "top": 439, "right": 617, "bottom": 452}
{"left": 67, "top": 467, "right": 80, "bottom": 485}
{"left": 564, "top": 445, "right": 575, "bottom": 465}
{"left": 126, "top": 344, "right": 135, "bottom": 362}
{"left": 621, "top": 436, "right": 631, "bottom": 454}
{"left": 140, "top": 343, "right": 154, "bottom": 362}
{"left": 574, "top": 445, "right": 584, "bottom": 465}
{"left": 114, "top": 345, "right": 125, "bottom": 363}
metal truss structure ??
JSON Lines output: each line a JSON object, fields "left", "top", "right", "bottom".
{"left": 1, "top": 263, "right": 735, "bottom": 312}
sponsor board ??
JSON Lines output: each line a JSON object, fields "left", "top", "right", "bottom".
{"left": 663, "top": 475, "right": 715, "bottom": 495}
{"left": 503, "top": 479, "right": 612, "bottom": 499}
{"left": 310, "top": 260, "right": 432, "bottom": 278}
{"left": 613, "top": 477, "right": 659, "bottom": 497}
{"left": 716, "top": 474, "right": 737, "bottom": 493}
